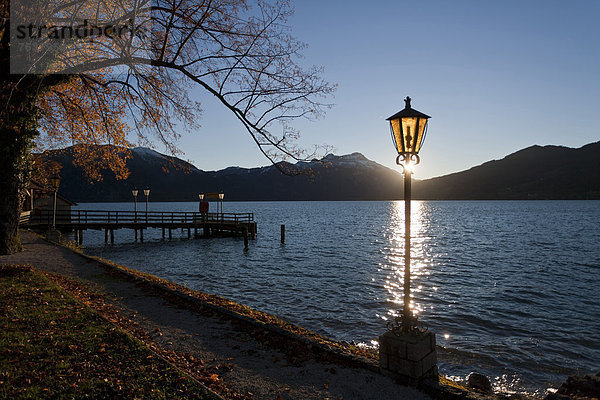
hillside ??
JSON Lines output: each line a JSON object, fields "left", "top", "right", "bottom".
{"left": 45, "top": 147, "right": 403, "bottom": 202}
{"left": 414, "top": 141, "right": 600, "bottom": 200}
{"left": 43, "top": 141, "right": 600, "bottom": 202}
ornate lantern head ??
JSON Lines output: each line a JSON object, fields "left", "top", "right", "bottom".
{"left": 387, "top": 96, "right": 431, "bottom": 157}
{"left": 143, "top": 188, "right": 150, "bottom": 196}
{"left": 50, "top": 174, "right": 60, "bottom": 189}
{"left": 132, "top": 188, "right": 138, "bottom": 197}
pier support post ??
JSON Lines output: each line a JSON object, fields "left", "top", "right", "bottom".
{"left": 168, "top": 229, "right": 172, "bottom": 240}
{"left": 74, "top": 229, "right": 79, "bottom": 244}
{"left": 251, "top": 223, "right": 257, "bottom": 240}
{"left": 78, "top": 230, "right": 83, "bottom": 245}
{"left": 162, "top": 228, "right": 165, "bottom": 239}
{"left": 135, "top": 229, "right": 138, "bottom": 241}
{"left": 243, "top": 227, "right": 249, "bottom": 250}
{"left": 187, "top": 228, "right": 191, "bottom": 238}
{"left": 281, "top": 224, "right": 285, "bottom": 244}
{"left": 110, "top": 229, "right": 114, "bottom": 244}
{"left": 105, "top": 228, "right": 109, "bottom": 244}
{"left": 140, "top": 229, "right": 144, "bottom": 242}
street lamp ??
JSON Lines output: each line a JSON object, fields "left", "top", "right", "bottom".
{"left": 50, "top": 174, "right": 60, "bottom": 230}
{"left": 379, "top": 96, "right": 437, "bottom": 383}
{"left": 132, "top": 188, "right": 138, "bottom": 222}
{"left": 218, "top": 192, "right": 224, "bottom": 214}
{"left": 198, "top": 193, "right": 206, "bottom": 220}
{"left": 386, "top": 96, "right": 430, "bottom": 332}
{"left": 144, "top": 188, "right": 150, "bottom": 221}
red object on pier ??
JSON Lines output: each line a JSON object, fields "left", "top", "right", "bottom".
{"left": 199, "top": 201, "right": 209, "bottom": 213}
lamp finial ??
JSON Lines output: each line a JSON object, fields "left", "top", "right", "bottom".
{"left": 404, "top": 96, "right": 412, "bottom": 109}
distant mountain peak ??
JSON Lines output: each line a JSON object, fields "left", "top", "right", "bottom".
{"left": 321, "top": 152, "right": 375, "bottom": 168}
{"left": 133, "top": 147, "right": 167, "bottom": 160}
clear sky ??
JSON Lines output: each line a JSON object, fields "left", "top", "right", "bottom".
{"left": 173, "top": 0, "right": 600, "bottom": 179}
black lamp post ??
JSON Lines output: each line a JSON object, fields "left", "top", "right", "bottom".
{"left": 132, "top": 188, "right": 138, "bottom": 222}
{"left": 379, "top": 96, "right": 437, "bottom": 383}
{"left": 198, "top": 193, "right": 205, "bottom": 221}
{"left": 218, "top": 192, "right": 224, "bottom": 215}
{"left": 386, "top": 96, "right": 431, "bottom": 332}
{"left": 50, "top": 174, "right": 60, "bottom": 230}
{"left": 143, "top": 188, "right": 150, "bottom": 222}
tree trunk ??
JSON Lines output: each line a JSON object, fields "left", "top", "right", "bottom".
{"left": 0, "top": 5, "right": 26, "bottom": 253}
{"left": 0, "top": 126, "right": 34, "bottom": 254}
{"left": 0, "top": 8, "right": 41, "bottom": 254}
{"left": 0, "top": 64, "right": 38, "bottom": 254}
{"left": 1, "top": 12, "right": 71, "bottom": 254}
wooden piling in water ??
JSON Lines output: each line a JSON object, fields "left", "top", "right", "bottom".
{"left": 105, "top": 228, "right": 109, "bottom": 244}
{"left": 168, "top": 229, "right": 172, "bottom": 239}
{"left": 140, "top": 229, "right": 144, "bottom": 242}
{"left": 243, "top": 227, "right": 249, "bottom": 250}
{"left": 134, "top": 229, "right": 138, "bottom": 241}
{"left": 78, "top": 230, "right": 83, "bottom": 245}
{"left": 187, "top": 228, "right": 191, "bottom": 238}
{"left": 162, "top": 227, "right": 165, "bottom": 239}
{"left": 281, "top": 224, "right": 285, "bottom": 244}
{"left": 110, "top": 229, "right": 114, "bottom": 244}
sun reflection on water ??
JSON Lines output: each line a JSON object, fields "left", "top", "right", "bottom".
{"left": 380, "top": 200, "right": 434, "bottom": 321}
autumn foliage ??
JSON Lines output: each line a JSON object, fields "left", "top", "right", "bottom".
{"left": 0, "top": 0, "right": 334, "bottom": 253}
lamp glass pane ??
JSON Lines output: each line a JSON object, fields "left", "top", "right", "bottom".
{"left": 414, "top": 118, "right": 428, "bottom": 153}
{"left": 390, "top": 118, "right": 403, "bottom": 153}
{"left": 401, "top": 117, "right": 418, "bottom": 152}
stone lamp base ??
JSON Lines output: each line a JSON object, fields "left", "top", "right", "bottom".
{"left": 379, "top": 328, "right": 438, "bottom": 384}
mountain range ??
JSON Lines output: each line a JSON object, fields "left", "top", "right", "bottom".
{"left": 45, "top": 141, "right": 600, "bottom": 202}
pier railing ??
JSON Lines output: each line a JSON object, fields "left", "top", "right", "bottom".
{"left": 25, "top": 210, "right": 254, "bottom": 226}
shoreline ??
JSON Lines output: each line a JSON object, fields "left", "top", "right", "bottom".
{"left": 1, "top": 230, "right": 531, "bottom": 400}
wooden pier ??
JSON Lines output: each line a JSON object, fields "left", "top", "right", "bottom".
{"left": 21, "top": 210, "right": 257, "bottom": 245}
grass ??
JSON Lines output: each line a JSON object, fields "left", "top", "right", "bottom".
{"left": 0, "top": 264, "right": 219, "bottom": 399}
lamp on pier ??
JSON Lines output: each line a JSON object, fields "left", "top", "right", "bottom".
{"left": 50, "top": 174, "right": 60, "bottom": 230}
{"left": 379, "top": 96, "right": 437, "bottom": 384}
{"left": 132, "top": 188, "right": 138, "bottom": 221}
{"left": 198, "top": 193, "right": 208, "bottom": 216}
{"left": 143, "top": 188, "right": 150, "bottom": 220}
{"left": 218, "top": 192, "right": 224, "bottom": 214}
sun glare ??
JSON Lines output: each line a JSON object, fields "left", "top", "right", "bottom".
{"left": 403, "top": 160, "right": 416, "bottom": 174}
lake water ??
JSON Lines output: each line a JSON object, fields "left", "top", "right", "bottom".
{"left": 74, "top": 200, "right": 600, "bottom": 397}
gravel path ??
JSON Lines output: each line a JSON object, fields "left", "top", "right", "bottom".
{"left": 1, "top": 231, "right": 431, "bottom": 400}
